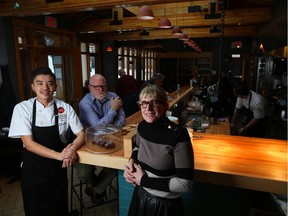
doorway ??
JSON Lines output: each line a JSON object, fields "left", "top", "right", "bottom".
{"left": 13, "top": 18, "right": 82, "bottom": 110}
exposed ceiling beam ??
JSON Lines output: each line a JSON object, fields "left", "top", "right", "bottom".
{"left": 0, "top": 0, "right": 275, "bottom": 42}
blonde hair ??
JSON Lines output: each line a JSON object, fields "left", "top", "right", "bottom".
{"left": 139, "top": 84, "right": 168, "bottom": 104}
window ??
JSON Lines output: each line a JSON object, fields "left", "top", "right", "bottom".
{"left": 118, "top": 47, "right": 157, "bottom": 81}
{"left": 81, "top": 42, "right": 98, "bottom": 86}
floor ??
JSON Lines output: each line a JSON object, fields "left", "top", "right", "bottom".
{"left": 0, "top": 167, "right": 118, "bottom": 216}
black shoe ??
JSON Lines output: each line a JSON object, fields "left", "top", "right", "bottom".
{"left": 85, "top": 188, "right": 105, "bottom": 204}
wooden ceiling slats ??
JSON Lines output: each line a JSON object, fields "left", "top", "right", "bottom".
{"left": 0, "top": 0, "right": 200, "bottom": 16}
{"left": 89, "top": 26, "right": 257, "bottom": 41}
{"left": 0, "top": 0, "right": 274, "bottom": 40}
{"left": 77, "top": 7, "right": 272, "bottom": 31}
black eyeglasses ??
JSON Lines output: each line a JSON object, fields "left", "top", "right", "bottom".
{"left": 137, "top": 100, "right": 162, "bottom": 108}
{"left": 89, "top": 85, "right": 107, "bottom": 90}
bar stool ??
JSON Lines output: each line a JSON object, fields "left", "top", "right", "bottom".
{"left": 70, "top": 165, "right": 118, "bottom": 216}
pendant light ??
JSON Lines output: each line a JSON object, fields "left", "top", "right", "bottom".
{"left": 158, "top": 1, "right": 172, "bottom": 28}
{"left": 183, "top": 39, "right": 192, "bottom": 44}
{"left": 171, "top": 0, "right": 182, "bottom": 35}
{"left": 158, "top": 17, "right": 172, "bottom": 29}
{"left": 179, "top": 33, "right": 189, "bottom": 41}
{"left": 137, "top": 1, "right": 154, "bottom": 20}
{"left": 172, "top": 26, "right": 182, "bottom": 35}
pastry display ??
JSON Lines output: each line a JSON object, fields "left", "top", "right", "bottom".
{"left": 92, "top": 136, "right": 116, "bottom": 149}
{"left": 85, "top": 124, "right": 122, "bottom": 154}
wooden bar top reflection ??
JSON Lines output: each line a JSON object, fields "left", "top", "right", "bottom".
{"left": 192, "top": 134, "right": 287, "bottom": 195}
{"left": 77, "top": 85, "right": 287, "bottom": 195}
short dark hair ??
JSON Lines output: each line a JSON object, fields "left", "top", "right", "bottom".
{"left": 31, "top": 67, "right": 56, "bottom": 83}
{"left": 234, "top": 81, "right": 249, "bottom": 96}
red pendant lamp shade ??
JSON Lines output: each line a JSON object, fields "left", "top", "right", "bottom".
{"left": 179, "top": 33, "right": 189, "bottom": 41}
{"left": 137, "top": 5, "right": 154, "bottom": 20}
{"left": 158, "top": 17, "right": 172, "bottom": 28}
{"left": 172, "top": 26, "right": 182, "bottom": 35}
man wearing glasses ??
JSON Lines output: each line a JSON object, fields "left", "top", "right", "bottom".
{"left": 74, "top": 74, "right": 126, "bottom": 204}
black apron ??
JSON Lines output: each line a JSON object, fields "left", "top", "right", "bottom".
{"left": 242, "top": 92, "right": 253, "bottom": 126}
{"left": 21, "top": 100, "right": 68, "bottom": 216}
{"left": 242, "top": 93, "right": 267, "bottom": 138}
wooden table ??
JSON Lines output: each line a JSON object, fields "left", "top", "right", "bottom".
{"left": 77, "top": 85, "right": 287, "bottom": 195}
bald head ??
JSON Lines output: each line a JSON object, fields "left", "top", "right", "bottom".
{"left": 89, "top": 74, "right": 107, "bottom": 100}
{"left": 90, "top": 74, "right": 106, "bottom": 84}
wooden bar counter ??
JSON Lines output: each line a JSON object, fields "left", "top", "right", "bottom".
{"left": 77, "top": 86, "right": 287, "bottom": 195}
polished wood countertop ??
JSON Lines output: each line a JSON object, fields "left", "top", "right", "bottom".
{"left": 192, "top": 134, "right": 287, "bottom": 195}
{"left": 77, "top": 85, "right": 287, "bottom": 195}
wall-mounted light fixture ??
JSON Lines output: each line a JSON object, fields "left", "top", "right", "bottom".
{"left": 106, "top": 46, "right": 113, "bottom": 52}
{"left": 13, "top": 2, "right": 21, "bottom": 9}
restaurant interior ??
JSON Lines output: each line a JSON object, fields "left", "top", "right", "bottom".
{"left": 0, "top": 0, "right": 287, "bottom": 216}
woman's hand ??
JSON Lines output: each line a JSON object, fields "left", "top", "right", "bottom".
{"left": 123, "top": 159, "right": 135, "bottom": 184}
{"left": 130, "top": 163, "right": 145, "bottom": 186}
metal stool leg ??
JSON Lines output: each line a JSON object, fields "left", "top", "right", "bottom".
{"left": 79, "top": 180, "right": 83, "bottom": 216}
{"left": 70, "top": 165, "right": 85, "bottom": 216}
{"left": 70, "top": 167, "right": 74, "bottom": 213}
{"left": 71, "top": 167, "right": 119, "bottom": 215}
